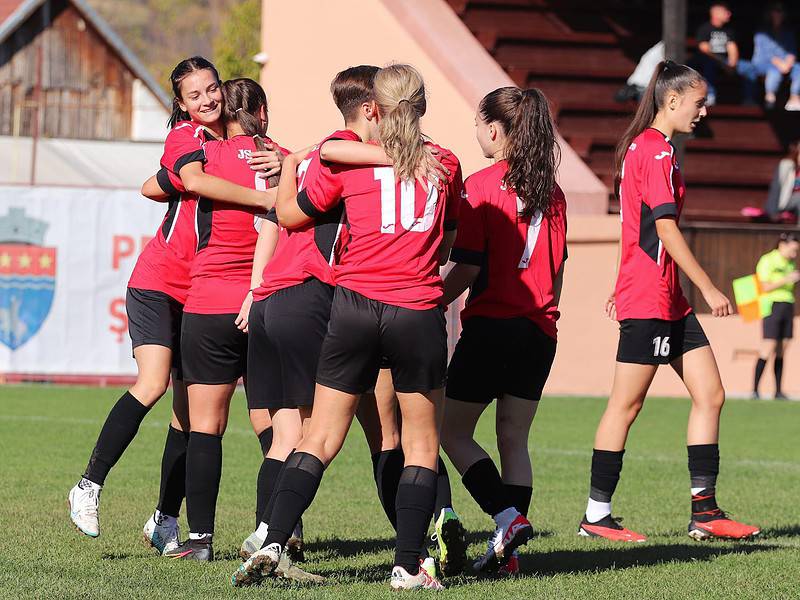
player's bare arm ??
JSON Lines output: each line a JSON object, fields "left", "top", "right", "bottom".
{"left": 179, "top": 161, "right": 274, "bottom": 210}
{"left": 655, "top": 217, "right": 732, "bottom": 317}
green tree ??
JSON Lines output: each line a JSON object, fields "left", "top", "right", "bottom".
{"left": 212, "top": 0, "right": 261, "bottom": 81}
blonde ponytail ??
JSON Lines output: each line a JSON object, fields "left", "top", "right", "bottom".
{"left": 373, "top": 64, "right": 428, "bottom": 182}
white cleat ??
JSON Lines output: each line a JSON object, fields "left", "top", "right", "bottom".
{"left": 231, "top": 543, "right": 282, "bottom": 587}
{"left": 239, "top": 530, "right": 264, "bottom": 560}
{"left": 390, "top": 563, "right": 444, "bottom": 591}
{"left": 68, "top": 478, "right": 101, "bottom": 538}
{"left": 143, "top": 511, "right": 180, "bottom": 555}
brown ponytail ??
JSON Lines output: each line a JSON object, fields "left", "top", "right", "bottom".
{"left": 479, "top": 87, "right": 560, "bottom": 218}
{"left": 373, "top": 64, "right": 428, "bottom": 182}
{"left": 221, "top": 78, "right": 268, "bottom": 137}
{"left": 614, "top": 60, "right": 704, "bottom": 195}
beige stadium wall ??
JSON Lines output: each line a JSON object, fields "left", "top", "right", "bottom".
{"left": 261, "top": 0, "right": 799, "bottom": 399}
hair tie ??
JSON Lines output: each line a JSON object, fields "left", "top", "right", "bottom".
{"left": 398, "top": 98, "right": 411, "bottom": 105}
{"left": 235, "top": 107, "right": 244, "bottom": 113}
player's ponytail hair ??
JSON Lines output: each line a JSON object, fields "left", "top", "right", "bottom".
{"left": 479, "top": 87, "right": 560, "bottom": 218}
{"left": 373, "top": 64, "right": 428, "bottom": 182}
{"left": 222, "top": 78, "right": 268, "bottom": 137}
{"left": 168, "top": 56, "right": 221, "bottom": 128}
{"left": 614, "top": 60, "right": 704, "bottom": 196}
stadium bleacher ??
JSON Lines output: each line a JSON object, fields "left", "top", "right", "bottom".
{"left": 447, "top": 0, "right": 800, "bottom": 221}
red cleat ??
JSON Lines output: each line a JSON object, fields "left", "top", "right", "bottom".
{"left": 578, "top": 514, "right": 647, "bottom": 542}
{"left": 688, "top": 509, "right": 760, "bottom": 541}
{"left": 497, "top": 552, "right": 519, "bottom": 577}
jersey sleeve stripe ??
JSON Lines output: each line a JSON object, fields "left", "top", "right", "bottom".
{"left": 652, "top": 203, "right": 678, "bottom": 219}
{"left": 156, "top": 166, "right": 180, "bottom": 197}
{"left": 265, "top": 207, "right": 278, "bottom": 224}
{"left": 297, "top": 189, "right": 324, "bottom": 219}
{"left": 450, "top": 247, "right": 484, "bottom": 266}
{"left": 174, "top": 149, "right": 206, "bottom": 173}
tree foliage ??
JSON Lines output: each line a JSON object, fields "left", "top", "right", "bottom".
{"left": 212, "top": 0, "right": 261, "bottom": 81}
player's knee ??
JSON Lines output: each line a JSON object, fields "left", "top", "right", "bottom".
{"left": 132, "top": 379, "right": 169, "bottom": 405}
{"left": 496, "top": 428, "right": 527, "bottom": 457}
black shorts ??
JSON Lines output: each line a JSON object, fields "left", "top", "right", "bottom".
{"left": 763, "top": 301, "right": 794, "bottom": 340}
{"left": 616, "top": 313, "right": 709, "bottom": 365}
{"left": 126, "top": 288, "right": 183, "bottom": 373}
{"left": 181, "top": 312, "right": 247, "bottom": 384}
{"left": 316, "top": 287, "right": 447, "bottom": 395}
{"left": 446, "top": 317, "right": 557, "bottom": 404}
{"left": 247, "top": 279, "right": 335, "bottom": 410}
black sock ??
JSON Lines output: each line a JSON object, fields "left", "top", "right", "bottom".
{"left": 504, "top": 484, "right": 532, "bottom": 517}
{"left": 688, "top": 444, "right": 720, "bottom": 517}
{"left": 185, "top": 432, "right": 223, "bottom": 534}
{"left": 263, "top": 452, "right": 324, "bottom": 549}
{"left": 256, "top": 458, "right": 283, "bottom": 528}
{"left": 156, "top": 425, "right": 190, "bottom": 517}
{"left": 434, "top": 456, "right": 453, "bottom": 517}
{"left": 258, "top": 427, "right": 273, "bottom": 455}
{"left": 254, "top": 426, "right": 274, "bottom": 528}
{"left": 371, "top": 448, "right": 405, "bottom": 530}
{"left": 394, "top": 466, "right": 437, "bottom": 575}
{"left": 83, "top": 391, "right": 150, "bottom": 485}
{"left": 461, "top": 457, "right": 510, "bottom": 517}
{"left": 774, "top": 357, "right": 784, "bottom": 395}
{"left": 589, "top": 449, "right": 625, "bottom": 503}
{"left": 754, "top": 357, "right": 767, "bottom": 393}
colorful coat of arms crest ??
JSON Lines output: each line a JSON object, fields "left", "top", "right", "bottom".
{"left": 0, "top": 208, "right": 56, "bottom": 350}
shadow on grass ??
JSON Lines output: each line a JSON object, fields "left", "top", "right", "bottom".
{"left": 761, "top": 524, "right": 800, "bottom": 538}
{"left": 516, "top": 542, "right": 780, "bottom": 577}
{"left": 302, "top": 529, "right": 555, "bottom": 561}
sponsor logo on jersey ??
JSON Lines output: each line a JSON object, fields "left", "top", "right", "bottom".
{"left": 654, "top": 150, "right": 671, "bottom": 160}
{"left": 0, "top": 208, "right": 56, "bottom": 350}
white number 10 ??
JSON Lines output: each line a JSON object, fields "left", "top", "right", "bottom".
{"left": 374, "top": 167, "right": 438, "bottom": 233}
{"left": 518, "top": 196, "right": 543, "bottom": 268}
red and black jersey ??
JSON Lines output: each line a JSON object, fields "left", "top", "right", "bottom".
{"left": 128, "top": 120, "right": 211, "bottom": 303}
{"left": 451, "top": 160, "right": 567, "bottom": 339}
{"left": 299, "top": 142, "right": 463, "bottom": 310}
{"left": 253, "top": 129, "right": 358, "bottom": 301}
{"left": 615, "top": 127, "right": 692, "bottom": 321}
{"left": 183, "top": 134, "right": 287, "bottom": 314}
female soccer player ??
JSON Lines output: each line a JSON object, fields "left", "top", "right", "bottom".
{"left": 579, "top": 61, "right": 760, "bottom": 543}
{"left": 753, "top": 233, "right": 799, "bottom": 399}
{"left": 158, "top": 78, "right": 286, "bottom": 561}
{"left": 237, "top": 65, "right": 379, "bottom": 564}
{"left": 232, "top": 64, "right": 462, "bottom": 591}
{"left": 67, "top": 57, "right": 232, "bottom": 548}
{"left": 438, "top": 87, "right": 566, "bottom": 575}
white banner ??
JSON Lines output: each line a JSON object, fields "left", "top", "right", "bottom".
{"left": 0, "top": 186, "right": 171, "bottom": 376}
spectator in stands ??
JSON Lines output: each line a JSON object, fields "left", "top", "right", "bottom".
{"left": 615, "top": 41, "right": 664, "bottom": 103}
{"left": 764, "top": 141, "right": 800, "bottom": 219}
{"left": 742, "top": 2, "right": 800, "bottom": 110}
{"left": 694, "top": 2, "right": 748, "bottom": 106}
{"left": 753, "top": 233, "right": 800, "bottom": 400}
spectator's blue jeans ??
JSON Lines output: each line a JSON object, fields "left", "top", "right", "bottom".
{"left": 738, "top": 59, "right": 800, "bottom": 96}
{"left": 694, "top": 54, "right": 755, "bottom": 100}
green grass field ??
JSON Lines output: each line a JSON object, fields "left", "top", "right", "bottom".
{"left": 1, "top": 386, "right": 798, "bottom": 599}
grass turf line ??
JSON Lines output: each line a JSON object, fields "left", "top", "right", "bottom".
{"left": 0, "top": 385, "right": 798, "bottom": 599}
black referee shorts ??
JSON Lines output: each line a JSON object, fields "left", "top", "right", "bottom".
{"left": 316, "top": 287, "right": 447, "bottom": 395}
{"left": 763, "top": 301, "right": 794, "bottom": 340}
{"left": 247, "top": 278, "right": 335, "bottom": 410}
{"left": 446, "top": 316, "right": 557, "bottom": 404}
{"left": 126, "top": 287, "right": 183, "bottom": 374}
{"left": 616, "top": 312, "right": 709, "bottom": 365}
{"left": 181, "top": 312, "right": 247, "bottom": 384}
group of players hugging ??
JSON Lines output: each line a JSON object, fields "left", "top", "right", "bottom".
{"left": 67, "top": 55, "right": 759, "bottom": 590}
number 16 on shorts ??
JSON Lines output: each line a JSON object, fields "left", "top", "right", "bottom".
{"left": 652, "top": 336, "right": 670, "bottom": 358}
